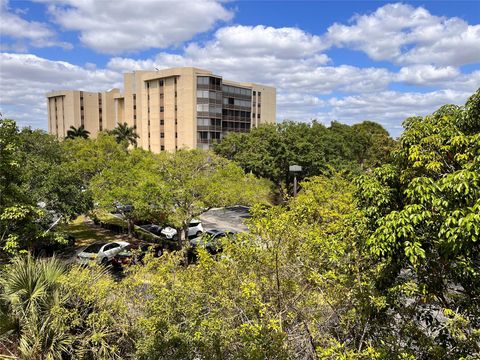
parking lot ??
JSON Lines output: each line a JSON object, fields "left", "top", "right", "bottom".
{"left": 61, "top": 206, "right": 251, "bottom": 263}
{"left": 199, "top": 205, "right": 250, "bottom": 233}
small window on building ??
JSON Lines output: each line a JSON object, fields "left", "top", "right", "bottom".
{"left": 161, "top": 145, "right": 165, "bottom": 151}
{"left": 161, "top": 133, "right": 164, "bottom": 138}
{"left": 160, "top": 106, "right": 164, "bottom": 112}
{"left": 160, "top": 120, "right": 164, "bottom": 125}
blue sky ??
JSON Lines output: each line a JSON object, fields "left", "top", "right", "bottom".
{"left": 1, "top": 0, "right": 479, "bottom": 137}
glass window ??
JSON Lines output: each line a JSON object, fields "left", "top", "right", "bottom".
{"left": 197, "top": 76, "right": 209, "bottom": 85}
{"left": 161, "top": 133, "right": 164, "bottom": 138}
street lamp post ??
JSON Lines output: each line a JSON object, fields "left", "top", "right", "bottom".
{"left": 289, "top": 165, "right": 302, "bottom": 197}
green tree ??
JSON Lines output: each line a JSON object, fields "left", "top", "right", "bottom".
{"left": 109, "top": 122, "right": 140, "bottom": 147}
{"left": 214, "top": 121, "right": 396, "bottom": 199}
{"left": 66, "top": 125, "right": 90, "bottom": 139}
{"left": 0, "top": 121, "right": 91, "bottom": 255}
{"left": 354, "top": 88, "right": 480, "bottom": 358}
{"left": 90, "top": 148, "right": 167, "bottom": 235}
{"left": 157, "top": 150, "right": 271, "bottom": 247}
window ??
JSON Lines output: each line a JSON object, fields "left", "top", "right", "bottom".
{"left": 196, "top": 103, "right": 209, "bottom": 112}
{"left": 175, "top": 132, "right": 178, "bottom": 138}
{"left": 161, "top": 145, "right": 165, "bottom": 151}
{"left": 107, "top": 243, "right": 121, "bottom": 252}
{"left": 160, "top": 106, "right": 164, "bottom": 112}
{"left": 159, "top": 80, "right": 164, "bottom": 86}
{"left": 197, "top": 76, "right": 209, "bottom": 85}
{"left": 160, "top": 120, "right": 164, "bottom": 125}
{"left": 134, "top": 115, "right": 137, "bottom": 120}
{"left": 257, "top": 114, "right": 260, "bottom": 118}
{"left": 160, "top": 133, "right": 164, "bottom": 138}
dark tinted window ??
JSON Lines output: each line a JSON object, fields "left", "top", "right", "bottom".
{"left": 83, "top": 243, "right": 107, "bottom": 253}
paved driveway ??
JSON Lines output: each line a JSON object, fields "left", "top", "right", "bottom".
{"left": 199, "top": 205, "right": 251, "bottom": 233}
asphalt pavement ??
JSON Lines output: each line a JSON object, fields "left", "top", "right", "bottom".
{"left": 199, "top": 205, "right": 251, "bottom": 233}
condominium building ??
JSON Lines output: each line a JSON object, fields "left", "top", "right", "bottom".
{"left": 47, "top": 67, "right": 276, "bottom": 152}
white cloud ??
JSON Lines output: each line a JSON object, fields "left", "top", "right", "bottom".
{"left": 395, "top": 65, "right": 480, "bottom": 92}
{"left": 1, "top": 3, "right": 478, "bottom": 138}
{"left": 40, "top": 0, "right": 233, "bottom": 54}
{"left": 0, "top": 0, "right": 70, "bottom": 49}
{"left": 108, "top": 25, "right": 390, "bottom": 95}
{"left": 0, "top": 53, "right": 122, "bottom": 128}
{"left": 326, "top": 3, "right": 480, "bottom": 67}
{"left": 313, "top": 90, "right": 475, "bottom": 138}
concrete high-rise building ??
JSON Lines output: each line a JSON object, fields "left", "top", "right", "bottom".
{"left": 47, "top": 67, "right": 276, "bottom": 152}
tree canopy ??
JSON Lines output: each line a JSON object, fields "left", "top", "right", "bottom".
{"left": 213, "top": 120, "right": 396, "bottom": 197}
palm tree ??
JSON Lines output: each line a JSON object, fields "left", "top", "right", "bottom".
{"left": 111, "top": 122, "right": 139, "bottom": 146}
{"left": 66, "top": 125, "right": 90, "bottom": 139}
{"left": 0, "top": 255, "right": 70, "bottom": 359}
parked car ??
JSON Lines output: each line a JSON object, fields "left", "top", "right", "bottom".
{"left": 76, "top": 241, "right": 130, "bottom": 265}
{"left": 189, "top": 229, "right": 237, "bottom": 255}
{"left": 161, "top": 219, "right": 204, "bottom": 239}
{"left": 138, "top": 224, "right": 163, "bottom": 236}
{"left": 115, "top": 204, "right": 133, "bottom": 213}
{"left": 111, "top": 242, "right": 164, "bottom": 267}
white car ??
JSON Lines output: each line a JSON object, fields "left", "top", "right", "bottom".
{"left": 76, "top": 241, "right": 130, "bottom": 265}
{"left": 161, "top": 219, "right": 204, "bottom": 239}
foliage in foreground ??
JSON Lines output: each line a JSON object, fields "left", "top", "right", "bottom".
{"left": 0, "top": 89, "right": 478, "bottom": 359}
{"left": 0, "top": 256, "right": 133, "bottom": 359}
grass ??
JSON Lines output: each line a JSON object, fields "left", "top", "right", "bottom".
{"left": 58, "top": 215, "right": 131, "bottom": 248}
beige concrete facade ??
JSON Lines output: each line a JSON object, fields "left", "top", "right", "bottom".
{"left": 47, "top": 89, "right": 120, "bottom": 138}
{"left": 47, "top": 67, "right": 276, "bottom": 152}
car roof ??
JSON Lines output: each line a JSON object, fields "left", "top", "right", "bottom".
{"left": 113, "top": 241, "right": 130, "bottom": 247}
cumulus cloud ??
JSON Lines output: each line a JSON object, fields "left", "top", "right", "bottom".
{"left": 313, "top": 90, "right": 475, "bottom": 137}
{"left": 0, "top": 0, "right": 70, "bottom": 49}
{"left": 40, "top": 0, "right": 233, "bottom": 54}
{"left": 1, "top": 3, "right": 478, "bottom": 137}
{"left": 326, "top": 3, "right": 480, "bottom": 67}
{"left": 108, "top": 25, "right": 390, "bottom": 94}
{"left": 0, "top": 53, "right": 122, "bottom": 128}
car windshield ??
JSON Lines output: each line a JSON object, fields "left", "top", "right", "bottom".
{"left": 83, "top": 242, "right": 107, "bottom": 253}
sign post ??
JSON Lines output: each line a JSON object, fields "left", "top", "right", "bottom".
{"left": 289, "top": 165, "right": 302, "bottom": 197}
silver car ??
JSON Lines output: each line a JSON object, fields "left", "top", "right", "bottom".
{"left": 76, "top": 241, "right": 130, "bottom": 265}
